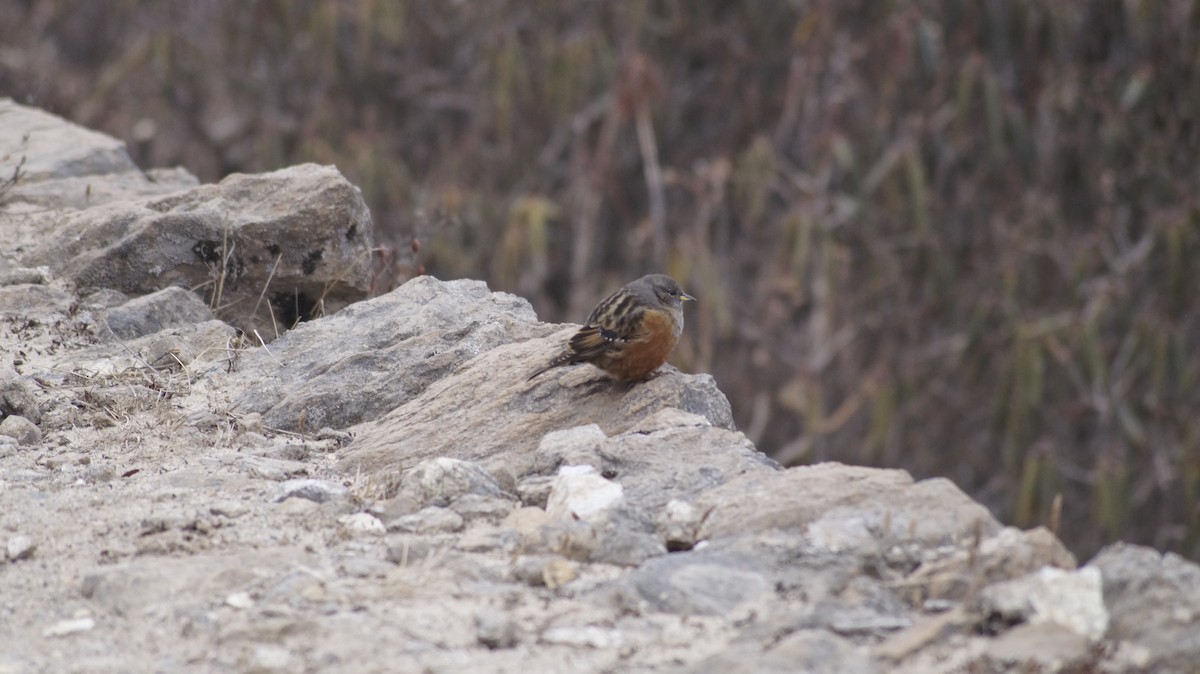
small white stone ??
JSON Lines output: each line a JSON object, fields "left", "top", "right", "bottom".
{"left": 387, "top": 506, "right": 464, "bottom": 534}
{"left": 546, "top": 465, "right": 623, "bottom": 523}
{"left": 5, "top": 535, "right": 34, "bottom": 562}
{"left": 43, "top": 617, "right": 95, "bottom": 638}
{"left": 1030, "top": 566, "right": 1108, "bottom": 641}
{"left": 225, "top": 592, "right": 255, "bottom": 610}
{"left": 248, "top": 644, "right": 293, "bottom": 672}
{"left": 338, "top": 512, "right": 385, "bottom": 534}
{"left": 807, "top": 513, "right": 874, "bottom": 552}
{"left": 982, "top": 566, "right": 1109, "bottom": 642}
{"left": 541, "top": 625, "right": 624, "bottom": 649}
{"left": 538, "top": 425, "right": 606, "bottom": 453}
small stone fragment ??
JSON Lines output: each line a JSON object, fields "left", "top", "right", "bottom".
{"left": 450, "top": 493, "right": 516, "bottom": 522}
{"left": 244, "top": 644, "right": 294, "bottom": 673}
{"left": 475, "top": 610, "right": 519, "bottom": 649}
{"left": 0, "top": 267, "right": 50, "bottom": 286}
{"left": 385, "top": 535, "right": 436, "bottom": 565}
{"left": 0, "top": 371, "right": 42, "bottom": 423}
{"left": 276, "top": 497, "right": 320, "bottom": 517}
{"left": 546, "top": 465, "right": 623, "bottom": 523}
{"left": 658, "top": 499, "right": 702, "bottom": 551}
{"left": 5, "top": 535, "right": 35, "bottom": 562}
{"left": 502, "top": 506, "right": 551, "bottom": 537}
{"left": 338, "top": 556, "right": 394, "bottom": 578}
{"left": 43, "top": 616, "right": 95, "bottom": 638}
{"left": 101, "top": 286, "right": 213, "bottom": 341}
{"left": 0, "top": 415, "right": 40, "bottom": 446}
{"left": 210, "top": 501, "right": 250, "bottom": 518}
{"left": 978, "top": 567, "right": 1108, "bottom": 642}
{"left": 455, "top": 527, "right": 515, "bottom": 553}
{"left": 540, "top": 625, "right": 623, "bottom": 649}
{"left": 225, "top": 592, "right": 255, "bottom": 610}
{"left": 510, "top": 555, "right": 557, "bottom": 587}
{"left": 237, "top": 412, "right": 265, "bottom": 434}
{"left": 316, "top": 427, "right": 353, "bottom": 446}
{"left": 386, "top": 506, "right": 464, "bottom": 534}
{"left": 533, "top": 424, "right": 607, "bottom": 472}
{"left": 403, "top": 457, "right": 505, "bottom": 506}
{"left": 515, "top": 476, "right": 555, "bottom": 509}
{"left": 274, "top": 478, "right": 347, "bottom": 504}
{"left": 239, "top": 455, "right": 310, "bottom": 481}
{"left": 543, "top": 557, "right": 579, "bottom": 589}
{"left": 338, "top": 512, "right": 385, "bottom": 534}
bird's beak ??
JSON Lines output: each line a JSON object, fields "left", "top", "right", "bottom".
{"left": 681, "top": 292, "right": 696, "bottom": 302}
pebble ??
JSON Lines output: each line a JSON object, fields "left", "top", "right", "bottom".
{"left": 225, "top": 592, "right": 255, "bottom": 610}
{"left": 43, "top": 616, "right": 95, "bottom": 638}
{"left": 239, "top": 456, "right": 310, "bottom": 481}
{"left": 5, "top": 535, "right": 35, "bottom": 562}
{"left": 541, "top": 625, "right": 623, "bottom": 649}
{"left": 475, "top": 610, "right": 519, "bottom": 649}
{"left": 210, "top": 501, "right": 250, "bottom": 518}
{"left": 515, "top": 475, "right": 555, "bottom": 509}
{"left": 245, "top": 644, "right": 293, "bottom": 673}
{"left": 338, "top": 512, "right": 385, "bottom": 534}
{"left": 510, "top": 555, "right": 577, "bottom": 588}
{"left": 546, "top": 465, "right": 623, "bottom": 523}
{"left": 386, "top": 506, "right": 464, "bottom": 534}
{"left": 0, "top": 416, "right": 41, "bottom": 447}
{"left": 274, "top": 478, "right": 347, "bottom": 504}
{"left": 501, "top": 506, "right": 550, "bottom": 536}
{"left": 385, "top": 535, "right": 436, "bottom": 565}
{"left": 450, "top": 494, "right": 517, "bottom": 522}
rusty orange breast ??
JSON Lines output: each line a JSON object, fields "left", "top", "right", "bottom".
{"left": 596, "top": 309, "right": 679, "bottom": 381}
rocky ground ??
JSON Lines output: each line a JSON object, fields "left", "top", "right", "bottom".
{"left": 2, "top": 98, "right": 1199, "bottom": 673}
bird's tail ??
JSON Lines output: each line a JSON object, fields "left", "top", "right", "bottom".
{"left": 527, "top": 352, "right": 574, "bottom": 381}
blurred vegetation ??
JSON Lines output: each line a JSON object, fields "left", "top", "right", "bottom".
{"left": 4, "top": 0, "right": 1200, "bottom": 561}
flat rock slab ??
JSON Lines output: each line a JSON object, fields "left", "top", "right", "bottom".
{"left": 696, "top": 463, "right": 1001, "bottom": 550}
{"left": 340, "top": 336, "right": 737, "bottom": 480}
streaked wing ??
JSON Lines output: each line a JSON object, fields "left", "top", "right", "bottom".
{"left": 583, "top": 287, "right": 624, "bottom": 326}
{"left": 567, "top": 325, "right": 621, "bottom": 362}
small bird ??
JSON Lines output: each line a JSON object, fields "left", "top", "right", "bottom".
{"left": 528, "top": 274, "right": 695, "bottom": 382}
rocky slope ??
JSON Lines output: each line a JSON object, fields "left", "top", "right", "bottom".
{"left": 1, "top": 99, "right": 1196, "bottom": 673}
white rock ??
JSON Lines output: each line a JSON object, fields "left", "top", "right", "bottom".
{"left": 387, "top": 506, "right": 464, "bottom": 534}
{"left": 658, "top": 499, "right": 702, "bottom": 548}
{"left": 538, "top": 424, "right": 606, "bottom": 455}
{"left": 5, "top": 535, "right": 35, "bottom": 562}
{"left": 546, "top": 465, "right": 623, "bottom": 523}
{"left": 248, "top": 644, "right": 293, "bottom": 672}
{"left": 981, "top": 566, "right": 1109, "bottom": 642}
{"left": 399, "top": 457, "right": 505, "bottom": 508}
{"left": 541, "top": 625, "right": 624, "bottom": 649}
{"left": 42, "top": 617, "right": 95, "bottom": 638}
{"left": 225, "top": 592, "right": 255, "bottom": 610}
{"left": 338, "top": 512, "right": 385, "bottom": 534}
{"left": 807, "top": 513, "right": 874, "bottom": 552}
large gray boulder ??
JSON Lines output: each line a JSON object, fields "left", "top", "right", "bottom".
{"left": 20, "top": 164, "right": 373, "bottom": 336}
{"left": 2, "top": 99, "right": 374, "bottom": 338}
